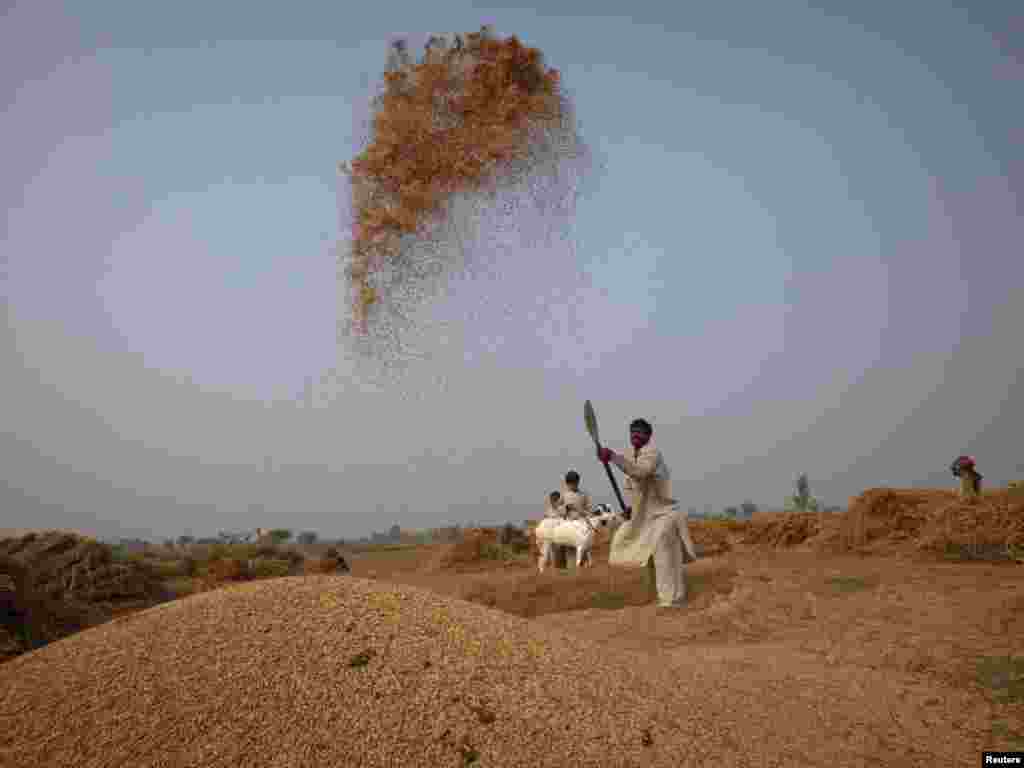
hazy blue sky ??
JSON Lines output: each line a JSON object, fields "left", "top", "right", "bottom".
{"left": 3, "top": 0, "right": 1021, "bottom": 540}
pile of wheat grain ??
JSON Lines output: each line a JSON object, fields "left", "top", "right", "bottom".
{"left": 2, "top": 575, "right": 763, "bottom": 767}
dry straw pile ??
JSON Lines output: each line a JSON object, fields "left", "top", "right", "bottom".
{"left": 686, "top": 520, "right": 736, "bottom": 557}
{"left": 0, "top": 532, "right": 169, "bottom": 662}
{"left": 0, "top": 532, "right": 167, "bottom": 606}
{"left": 841, "top": 487, "right": 1024, "bottom": 560}
{"left": 740, "top": 512, "right": 824, "bottom": 549}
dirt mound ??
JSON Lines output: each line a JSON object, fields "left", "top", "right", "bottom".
{"left": 841, "top": 487, "right": 1024, "bottom": 560}
{"left": 0, "top": 531, "right": 170, "bottom": 663}
{"left": 1, "top": 576, "right": 755, "bottom": 767}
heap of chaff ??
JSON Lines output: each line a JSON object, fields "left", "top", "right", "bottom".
{"left": 338, "top": 27, "right": 570, "bottom": 336}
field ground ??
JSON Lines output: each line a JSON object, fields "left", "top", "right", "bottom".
{"left": 347, "top": 541, "right": 1024, "bottom": 759}
{"left": 3, "top": 488, "right": 1024, "bottom": 764}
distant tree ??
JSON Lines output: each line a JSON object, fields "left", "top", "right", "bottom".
{"left": 177, "top": 535, "right": 195, "bottom": 547}
{"left": 785, "top": 473, "right": 820, "bottom": 512}
{"left": 269, "top": 528, "right": 293, "bottom": 542}
{"left": 824, "top": 505, "right": 842, "bottom": 514}
{"left": 723, "top": 506, "right": 739, "bottom": 519}
{"left": 162, "top": 538, "right": 176, "bottom": 549}
{"left": 740, "top": 501, "right": 758, "bottom": 519}
{"left": 388, "top": 524, "right": 402, "bottom": 541}
{"left": 297, "top": 531, "right": 318, "bottom": 546}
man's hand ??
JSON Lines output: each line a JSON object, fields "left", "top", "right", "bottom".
{"left": 597, "top": 446, "right": 614, "bottom": 464}
{"left": 623, "top": 506, "right": 632, "bottom": 521}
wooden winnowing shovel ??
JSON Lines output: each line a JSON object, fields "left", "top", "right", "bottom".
{"left": 584, "top": 400, "right": 629, "bottom": 517}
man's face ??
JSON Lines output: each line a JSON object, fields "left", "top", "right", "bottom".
{"left": 630, "top": 429, "right": 650, "bottom": 449}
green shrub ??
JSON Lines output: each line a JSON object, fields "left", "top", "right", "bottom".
{"left": 149, "top": 559, "right": 188, "bottom": 580}
{"left": 826, "top": 576, "right": 872, "bottom": 593}
{"left": 590, "top": 591, "right": 627, "bottom": 610}
{"left": 479, "top": 541, "right": 531, "bottom": 560}
{"left": 165, "top": 578, "right": 196, "bottom": 598}
{"left": 349, "top": 649, "right": 374, "bottom": 668}
{"left": 205, "top": 543, "right": 231, "bottom": 562}
{"left": 976, "top": 656, "right": 1024, "bottom": 704}
{"left": 943, "top": 541, "right": 1022, "bottom": 563}
{"left": 250, "top": 559, "right": 291, "bottom": 580}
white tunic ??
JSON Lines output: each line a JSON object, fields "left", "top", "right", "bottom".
{"left": 607, "top": 441, "right": 697, "bottom": 568}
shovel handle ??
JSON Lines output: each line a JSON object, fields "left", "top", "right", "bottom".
{"left": 596, "top": 443, "right": 629, "bottom": 517}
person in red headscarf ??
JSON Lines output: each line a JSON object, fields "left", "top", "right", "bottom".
{"left": 951, "top": 455, "right": 983, "bottom": 500}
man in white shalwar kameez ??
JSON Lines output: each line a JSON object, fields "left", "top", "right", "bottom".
{"left": 559, "top": 470, "right": 592, "bottom": 521}
{"left": 546, "top": 471, "right": 592, "bottom": 567}
{"left": 598, "top": 418, "right": 698, "bottom": 608}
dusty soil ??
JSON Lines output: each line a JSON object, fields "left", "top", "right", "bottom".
{"left": 2, "top": 490, "right": 1022, "bottom": 766}
{"left": 340, "top": 511, "right": 1024, "bottom": 763}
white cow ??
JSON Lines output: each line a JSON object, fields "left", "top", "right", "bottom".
{"left": 535, "top": 504, "right": 621, "bottom": 573}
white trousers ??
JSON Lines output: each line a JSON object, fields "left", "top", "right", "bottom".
{"left": 649, "top": 524, "right": 687, "bottom": 607}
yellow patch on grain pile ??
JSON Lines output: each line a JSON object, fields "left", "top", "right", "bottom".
{"left": 429, "top": 607, "right": 484, "bottom": 655}
{"left": 525, "top": 637, "right": 546, "bottom": 660}
{"left": 319, "top": 593, "right": 341, "bottom": 610}
{"left": 369, "top": 591, "right": 404, "bottom": 625}
{"left": 446, "top": 622, "right": 466, "bottom": 645}
{"left": 494, "top": 636, "right": 513, "bottom": 659}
